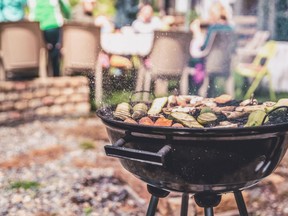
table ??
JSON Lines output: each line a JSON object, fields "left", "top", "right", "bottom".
{"left": 101, "top": 32, "right": 154, "bottom": 56}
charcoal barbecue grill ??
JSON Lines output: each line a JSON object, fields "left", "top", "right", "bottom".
{"left": 97, "top": 105, "right": 288, "bottom": 216}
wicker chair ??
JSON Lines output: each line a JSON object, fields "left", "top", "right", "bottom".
{"left": 0, "top": 21, "right": 47, "bottom": 80}
{"left": 197, "top": 31, "right": 237, "bottom": 98}
{"left": 61, "top": 22, "right": 102, "bottom": 105}
{"left": 135, "top": 30, "right": 192, "bottom": 99}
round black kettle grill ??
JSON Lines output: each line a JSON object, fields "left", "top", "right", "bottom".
{"left": 97, "top": 105, "right": 288, "bottom": 216}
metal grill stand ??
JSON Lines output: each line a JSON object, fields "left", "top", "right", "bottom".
{"left": 146, "top": 185, "right": 249, "bottom": 216}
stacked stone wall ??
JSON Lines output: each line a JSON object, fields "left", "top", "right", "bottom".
{"left": 0, "top": 76, "right": 90, "bottom": 125}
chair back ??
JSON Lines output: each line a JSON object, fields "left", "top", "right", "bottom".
{"left": 252, "top": 40, "right": 277, "bottom": 67}
{"left": 0, "top": 21, "right": 46, "bottom": 78}
{"left": 245, "top": 31, "right": 270, "bottom": 50}
{"left": 205, "top": 31, "right": 236, "bottom": 76}
{"left": 149, "top": 30, "right": 192, "bottom": 78}
{"left": 62, "top": 22, "right": 101, "bottom": 75}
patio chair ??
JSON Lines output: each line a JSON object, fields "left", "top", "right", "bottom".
{"left": 135, "top": 30, "right": 192, "bottom": 98}
{"left": 0, "top": 21, "right": 47, "bottom": 80}
{"left": 234, "top": 40, "right": 277, "bottom": 101}
{"left": 61, "top": 22, "right": 102, "bottom": 104}
{"left": 236, "top": 30, "right": 270, "bottom": 64}
{"left": 188, "top": 31, "right": 237, "bottom": 98}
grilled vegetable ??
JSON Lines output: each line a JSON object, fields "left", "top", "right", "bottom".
{"left": 171, "top": 112, "right": 203, "bottom": 128}
{"left": 154, "top": 117, "right": 173, "bottom": 127}
{"left": 244, "top": 110, "right": 267, "bottom": 127}
{"left": 214, "top": 94, "right": 232, "bottom": 104}
{"left": 200, "top": 107, "right": 213, "bottom": 114}
{"left": 240, "top": 98, "right": 258, "bottom": 106}
{"left": 139, "top": 117, "right": 154, "bottom": 126}
{"left": 172, "top": 123, "right": 184, "bottom": 128}
{"left": 113, "top": 102, "right": 131, "bottom": 120}
{"left": 235, "top": 105, "right": 266, "bottom": 113}
{"left": 124, "top": 118, "right": 138, "bottom": 124}
{"left": 266, "top": 98, "right": 288, "bottom": 112}
{"left": 176, "top": 96, "right": 187, "bottom": 106}
{"left": 132, "top": 103, "right": 148, "bottom": 120}
{"left": 167, "top": 95, "right": 177, "bottom": 107}
{"left": 148, "top": 97, "right": 168, "bottom": 116}
{"left": 197, "top": 112, "right": 217, "bottom": 125}
{"left": 222, "top": 111, "right": 248, "bottom": 120}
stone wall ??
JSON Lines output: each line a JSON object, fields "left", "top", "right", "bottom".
{"left": 0, "top": 76, "right": 91, "bottom": 125}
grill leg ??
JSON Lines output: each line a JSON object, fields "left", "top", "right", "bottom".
{"left": 194, "top": 193, "right": 221, "bottom": 216}
{"left": 146, "top": 185, "right": 170, "bottom": 216}
{"left": 204, "top": 207, "right": 214, "bottom": 216}
{"left": 146, "top": 195, "right": 159, "bottom": 216}
{"left": 234, "top": 191, "right": 248, "bottom": 216}
{"left": 181, "top": 193, "right": 189, "bottom": 216}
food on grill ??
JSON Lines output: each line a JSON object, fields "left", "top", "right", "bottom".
{"left": 214, "top": 94, "right": 232, "bottom": 104}
{"left": 197, "top": 112, "right": 217, "bottom": 125}
{"left": 139, "top": 116, "right": 154, "bottom": 126}
{"left": 148, "top": 97, "right": 168, "bottom": 116}
{"left": 244, "top": 110, "right": 267, "bottom": 127}
{"left": 172, "top": 123, "right": 184, "bottom": 128}
{"left": 112, "top": 94, "right": 288, "bottom": 128}
{"left": 154, "top": 117, "right": 173, "bottom": 127}
{"left": 124, "top": 118, "right": 138, "bottom": 124}
{"left": 266, "top": 98, "right": 288, "bottom": 112}
{"left": 240, "top": 98, "right": 258, "bottom": 106}
{"left": 171, "top": 112, "right": 203, "bottom": 128}
{"left": 132, "top": 103, "right": 148, "bottom": 120}
{"left": 113, "top": 102, "right": 131, "bottom": 120}
{"left": 176, "top": 95, "right": 187, "bottom": 106}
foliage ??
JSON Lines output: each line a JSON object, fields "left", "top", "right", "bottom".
{"left": 69, "top": 0, "right": 79, "bottom": 7}
{"left": 10, "top": 180, "right": 40, "bottom": 190}
{"left": 69, "top": 0, "right": 116, "bottom": 17}
{"left": 79, "top": 140, "right": 95, "bottom": 150}
{"left": 84, "top": 207, "right": 93, "bottom": 216}
{"left": 104, "top": 90, "right": 131, "bottom": 106}
{"left": 94, "top": 0, "right": 116, "bottom": 17}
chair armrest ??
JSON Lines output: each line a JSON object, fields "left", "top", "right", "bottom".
{"left": 236, "top": 48, "right": 259, "bottom": 56}
{"left": 192, "top": 33, "right": 217, "bottom": 58}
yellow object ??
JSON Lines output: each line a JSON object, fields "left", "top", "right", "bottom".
{"left": 235, "top": 40, "right": 277, "bottom": 101}
{"left": 110, "top": 55, "right": 132, "bottom": 69}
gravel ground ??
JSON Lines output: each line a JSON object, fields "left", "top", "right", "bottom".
{"left": 0, "top": 117, "right": 146, "bottom": 216}
{"left": 1, "top": 117, "right": 288, "bottom": 216}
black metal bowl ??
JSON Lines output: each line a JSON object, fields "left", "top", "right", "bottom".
{"left": 97, "top": 107, "right": 288, "bottom": 193}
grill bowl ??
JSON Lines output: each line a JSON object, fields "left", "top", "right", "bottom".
{"left": 97, "top": 107, "right": 288, "bottom": 193}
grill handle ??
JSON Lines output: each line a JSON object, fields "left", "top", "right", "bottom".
{"left": 104, "top": 138, "right": 171, "bottom": 166}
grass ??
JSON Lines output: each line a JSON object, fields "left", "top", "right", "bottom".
{"left": 10, "top": 180, "right": 40, "bottom": 190}
{"left": 84, "top": 207, "right": 93, "bottom": 216}
{"left": 234, "top": 73, "right": 288, "bottom": 102}
{"left": 79, "top": 140, "right": 95, "bottom": 150}
{"left": 94, "top": 69, "right": 288, "bottom": 109}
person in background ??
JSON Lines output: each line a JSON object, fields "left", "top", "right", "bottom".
{"left": 28, "top": 0, "right": 71, "bottom": 77}
{"left": 187, "top": 19, "right": 206, "bottom": 95}
{"left": 132, "top": 4, "right": 162, "bottom": 34}
{"left": 71, "top": 0, "right": 96, "bottom": 24}
{"left": 200, "top": 2, "right": 233, "bottom": 51}
{"left": 114, "top": 0, "right": 141, "bottom": 30}
{"left": 0, "top": 0, "right": 27, "bottom": 22}
{"left": 187, "top": 1, "right": 233, "bottom": 95}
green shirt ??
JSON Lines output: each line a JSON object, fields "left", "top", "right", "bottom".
{"left": 28, "top": 0, "right": 71, "bottom": 30}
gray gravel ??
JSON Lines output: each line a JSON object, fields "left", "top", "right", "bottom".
{"left": 0, "top": 118, "right": 145, "bottom": 216}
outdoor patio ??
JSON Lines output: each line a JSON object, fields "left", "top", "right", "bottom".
{"left": 1, "top": 116, "right": 288, "bottom": 216}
